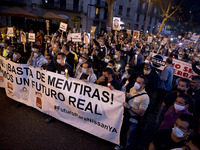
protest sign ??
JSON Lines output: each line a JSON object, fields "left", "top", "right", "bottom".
{"left": 127, "top": 29, "right": 131, "bottom": 35}
{"left": 107, "top": 26, "right": 111, "bottom": 32}
{"left": 147, "top": 36, "right": 153, "bottom": 43}
{"left": 71, "top": 33, "right": 82, "bottom": 42}
{"left": 150, "top": 53, "right": 198, "bottom": 79}
{"left": 90, "top": 26, "right": 97, "bottom": 34}
{"left": 191, "top": 35, "right": 199, "bottom": 41}
{"left": 133, "top": 30, "right": 140, "bottom": 40}
{"left": 7, "top": 27, "right": 14, "bottom": 37}
{"left": 113, "top": 17, "right": 120, "bottom": 31}
{"left": 0, "top": 56, "right": 125, "bottom": 145}
{"left": 183, "top": 39, "right": 193, "bottom": 45}
{"left": 84, "top": 33, "right": 90, "bottom": 45}
{"left": 28, "top": 33, "right": 35, "bottom": 42}
{"left": 59, "top": 22, "right": 68, "bottom": 32}
{"left": 20, "top": 32, "right": 26, "bottom": 43}
{"left": 162, "top": 38, "right": 168, "bottom": 45}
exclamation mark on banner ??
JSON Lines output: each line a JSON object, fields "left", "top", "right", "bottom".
{"left": 111, "top": 93, "right": 114, "bottom": 105}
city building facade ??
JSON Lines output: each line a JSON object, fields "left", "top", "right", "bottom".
{"left": 0, "top": 0, "right": 160, "bottom": 33}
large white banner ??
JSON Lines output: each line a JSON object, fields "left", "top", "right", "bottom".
{"left": 0, "top": 56, "right": 124, "bottom": 145}
{"left": 150, "top": 53, "right": 198, "bottom": 79}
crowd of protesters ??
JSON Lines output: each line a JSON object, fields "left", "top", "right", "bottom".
{"left": 0, "top": 27, "right": 200, "bottom": 150}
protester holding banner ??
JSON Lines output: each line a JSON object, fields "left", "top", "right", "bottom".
{"left": 55, "top": 52, "right": 73, "bottom": 77}
{"left": 76, "top": 62, "right": 97, "bottom": 83}
{"left": 27, "top": 45, "right": 46, "bottom": 68}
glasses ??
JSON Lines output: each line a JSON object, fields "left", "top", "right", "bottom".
{"left": 144, "top": 67, "right": 151, "bottom": 70}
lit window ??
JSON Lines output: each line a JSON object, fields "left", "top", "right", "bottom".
{"left": 96, "top": 8, "right": 99, "bottom": 15}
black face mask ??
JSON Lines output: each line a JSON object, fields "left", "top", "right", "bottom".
{"left": 104, "top": 77, "right": 108, "bottom": 82}
{"left": 177, "top": 88, "right": 185, "bottom": 94}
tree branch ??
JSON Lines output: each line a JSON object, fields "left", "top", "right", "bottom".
{"left": 159, "top": 0, "right": 165, "bottom": 14}
{"left": 166, "top": 0, "right": 172, "bottom": 14}
{"left": 168, "top": 0, "right": 183, "bottom": 18}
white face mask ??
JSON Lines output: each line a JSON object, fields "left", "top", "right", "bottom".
{"left": 136, "top": 51, "right": 140, "bottom": 55}
{"left": 47, "top": 40, "right": 50, "bottom": 43}
{"left": 144, "top": 60, "right": 150, "bottom": 63}
{"left": 124, "top": 74, "right": 129, "bottom": 79}
{"left": 172, "top": 127, "right": 185, "bottom": 138}
{"left": 125, "top": 67, "right": 129, "bottom": 71}
{"left": 114, "top": 55, "right": 118, "bottom": 59}
{"left": 105, "top": 59, "right": 109, "bottom": 63}
{"left": 174, "top": 104, "right": 185, "bottom": 111}
{"left": 124, "top": 48, "right": 127, "bottom": 51}
{"left": 144, "top": 70, "right": 151, "bottom": 75}
{"left": 112, "top": 46, "right": 115, "bottom": 48}
{"left": 107, "top": 65, "right": 112, "bottom": 69}
{"left": 13, "top": 54, "right": 17, "bottom": 58}
{"left": 34, "top": 53, "right": 38, "bottom": 58}
{"left": 79, "top": 59, "right": 83, "bottom": 64}
{"left": 6, "top": 50, "right": 10, "bottom": 53}
{"left": 90, "top": 56, "right": 93, "bottom": 60}
{"left": 133, "top": 82, "right": 140, "bottom": 90}
{"left": 57, "top": 59, "right": 62, "bottom": 64}
{"left": 54, "top": 44, "right": 57, "bottom": 48}
{"left": 82, "top": 68, "right": 87, "bottom": 74}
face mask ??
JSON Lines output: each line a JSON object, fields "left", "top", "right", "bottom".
{"left": 133, "top": 82, "right": 141, "bottom": 90}
{"left": 178, "top": 57, "right": 182, "bottom": 60}
{"left": 144, "top": 70, "right": 151, "bottom": 75}
{"left": 112, "top": 46, "right": 115, "bottom": 48}
{"left": 107, "top": 65, "right": 112, "bottom": 69}
{"left": 54, "top": 44, "right": 57, "bottom": 48}
{"left": 6, "top": 50, "right": 10, "bottom": 54}
{"left": 125, "top": 67, "right": 129, "bottom": 71}
{"left": 136, "top": 51, "right": 140, "bottom": 55}
{"left": 124, "top": 74, "right": 129, "bottom": 79}
{"left": 79, "top": 59, "right": 83, "bottom": 64}
{"left": 69, "top": 48, "right": 71, "bottom": 52}
{"left": 0, "top": 43, "right": 4, "bottom": 47}
{"left": 124, "top": 48, "right": 127, "bottom": 51}
{"left": 90, "top": 56, "right": 93, "bottom": 60}
{"left": 172, "top": 127, "right": 185, "bottom": 138}
{"left": 145, "top": 49, "right": 149, "bottom": 52}
{"left": 80, "top": 51, "right": 83, "bottom": 54}
{"left": 34, "top": 53, "right": 38, "bottom": 58}
{"left": 114, "top": 55, "right": 118, "bottom": 59}
{"left": 174, "top": 103, "right": 185, "bottom": 111}
{"left": 57, "top": 59, "right": 62, "bottom": 64}
{"left": 83, "top": 45, "right": 86, "bottom": 48}
{"left": 145, "top": 60, "right": 150, "bottom": 63}
{"left": 82, "top": 68, "right": 87, "bottom": 74}
{"left": 13, "top": 54, "right": 17, "bottom": 58}
{"left": 177, "top": 88, "right": 185, "bottom": 94}
{"left": 17, "top": 40, "right": 20, "bottom": 43}
{"left": 105, "top": 59, "right": 109, "bottom": 63}
{"left": 47, "top": 40, "right": 50, "bottom": 43}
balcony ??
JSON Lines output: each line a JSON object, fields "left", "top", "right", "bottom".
{"left": 42, "top": 2, "right": 83, "bottom": 12}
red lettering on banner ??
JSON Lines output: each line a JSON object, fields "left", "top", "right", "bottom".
{"left": 177, "top": 71, "right": 182, "bottom": 75}
{"left": 175, "top": 64, "right": 181, "bottom": 69}
{"left": 183, "top": 72, "right": 188, "bottom": 78}
{"left": 188, "top": 68, "right": 193, "bottom": 74}
{"left": 183, "top": 66, "right": 188, "bottom": 72}
{"left": 189, "top": 75, "right": 194, "bottom": 79}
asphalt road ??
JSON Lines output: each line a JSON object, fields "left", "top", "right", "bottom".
{"left": 0, "top": 88, "right": 157, "bottom": 150}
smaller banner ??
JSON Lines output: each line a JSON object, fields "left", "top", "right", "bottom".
{"left": 59, "top": 22, "right": 68, "bottom": 32}
{"left": 7, "top": 27, "right": 14, "bottom": 37}
{"left": 127, "top": 29, "right": 131, "bottom": 35}
{"left": 28, "top": 33, "right": 35, "bottom": 42}
{"left": 183, "top": 39, "right": 193, "bottom": 45}
{"left": 113, "top": 17, "right": 121, "bottom": 31}
{"left": 107, "top": 27, "right": 111, "bottom": 32}
{"left": 71, "top": 33, "right": 82, "bottom": 42}
{"left": 150, "top": 53, "right": 198, "bottom": 79}
{"left": 133, "top": 30, "right": 140, "bottom": 40}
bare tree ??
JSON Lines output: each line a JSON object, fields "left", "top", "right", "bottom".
{"left": 155, "top": 0, "right": 183, "bottom": 35}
